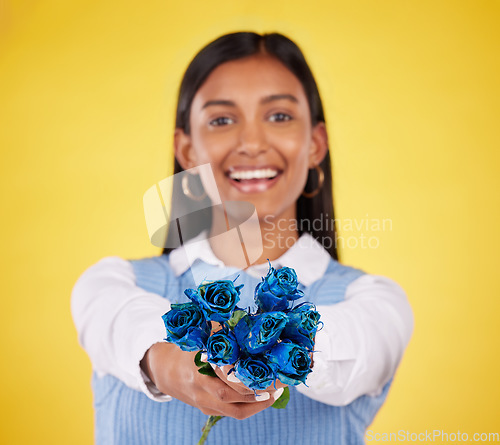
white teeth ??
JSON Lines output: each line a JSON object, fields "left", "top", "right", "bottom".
{"left": 229, "top": 169, "right": 279, "bottom": 180}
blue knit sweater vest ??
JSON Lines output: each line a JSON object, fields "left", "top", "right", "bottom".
{"left": 91, "top": 255, "right": 393, "bottom": 444}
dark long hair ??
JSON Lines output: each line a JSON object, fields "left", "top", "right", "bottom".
{"left": 161, "top": 32, "right": 339, "bottom": 261}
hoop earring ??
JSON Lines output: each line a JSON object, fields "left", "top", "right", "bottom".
{"left": 301, "top": 164, "right": 324, "bottom": 198}
{"left": 182, "top": 173, "right": 207, "bottom": 201}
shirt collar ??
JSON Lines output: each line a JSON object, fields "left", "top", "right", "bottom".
{"left": 168, "top": 229, "right": 331, "bottom": 286}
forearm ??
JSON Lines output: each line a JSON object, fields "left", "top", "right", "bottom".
{"left": 71, "top": 256, "right": 172, "bottom": 401}
{"left": 297, "top": 274, "right": 414, "bottom": 406}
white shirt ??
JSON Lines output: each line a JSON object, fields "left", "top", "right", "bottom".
{"left": 71, "top": 231, "right": 414, "bottom": 406}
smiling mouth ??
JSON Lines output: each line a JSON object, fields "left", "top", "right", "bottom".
{"left": 227, "top": 167, "right": 280, "bottom": 182}
{"left": 225, "top": 166, "right": 283, "bottom": 193}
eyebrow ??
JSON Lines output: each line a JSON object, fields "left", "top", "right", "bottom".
{"left": 201, "top": 94, "right": 298, "bottom": 109}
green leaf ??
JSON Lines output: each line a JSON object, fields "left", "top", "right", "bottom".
{"left": 197, "top": 366, "right": 218, "bottom": 378}
{"left": 194, "top": 351, "right": 204, "bottom": 367}
{"left": 227, "top": 310, "right": 247, "bottom": 329}
{"left": 271, "top": 386, "right": 290, "bottom": 409}
{"left": 194, "top": 351, "right": 218, "bottom": 377}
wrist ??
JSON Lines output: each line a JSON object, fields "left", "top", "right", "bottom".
{"left": 140, "top": 342, "right": 167, "bottom": 386}
{"left": 140, "top": 341, "right": 180, "bottom": 393}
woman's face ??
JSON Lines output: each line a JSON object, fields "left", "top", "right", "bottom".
{"left": 176, "top": 53, "right": 327, "bottom": 222}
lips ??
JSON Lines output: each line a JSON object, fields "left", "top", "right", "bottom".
{"left": 225, "top": 165, "right": 283, "bottom": 194}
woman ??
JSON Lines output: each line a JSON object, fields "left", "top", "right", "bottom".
{"left": 72, "top": 31, "right": 413, "bottom": 444}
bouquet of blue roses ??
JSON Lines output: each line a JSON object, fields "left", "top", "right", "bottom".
{"left": 161, "top": 260, "right": 321, "bottom": 444}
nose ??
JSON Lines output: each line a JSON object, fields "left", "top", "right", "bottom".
{"left": 236, "top": 120, "right": 267, "bottom": 157}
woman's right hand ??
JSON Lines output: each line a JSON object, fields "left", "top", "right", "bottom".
{"left": 140, "top": 342, "right": 282, "bottom": 420}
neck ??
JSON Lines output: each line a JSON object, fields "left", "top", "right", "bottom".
{"left": 208, "top": 203, "right": 299, "bottom": 270}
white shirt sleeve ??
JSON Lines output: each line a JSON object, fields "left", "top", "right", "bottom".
{"left": 70, "top": 256, "right": 173, "bottom": 402}
{"left": 296, "top": 274, "right": 414, "bottom": 406}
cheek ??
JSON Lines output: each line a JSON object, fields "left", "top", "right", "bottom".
{"left": 287, "top": 151, "right": 312, "bottom": 199}
{"left": 191, "top": 130, "right": 229, "bottom": 171}
{"left": 191, "top": 133, "right": 233, "bottom": 193}
{"left": 268, "top": 124, "right": 311, "bottom": 159}
{"left": 192, "top": 127, "right": 236, "bottom": 160}
{"left": 273, "top": 133, "right": 310, "bottom": 173}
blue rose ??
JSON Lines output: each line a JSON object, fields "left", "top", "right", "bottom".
{"left": 266, "top": 341, "right": 312, "bottom": 386}
{"left": 233, "top": 312, "right": 287, "bottom": 354}
{"left": 233, "top": 356, "right": 277, "bottom": 391}
{"left": 281, "top": 303, "right": 321, "bottom": 350}
{"left": 254, "top": 262, "right": 304, "bottom": 312}
{"left": 162, "top": 303, "right": 211, "bottom": 352}
{"left": 206, "top": 329, "right": 240, "bottom": 366}
{"left": 184, "top": 279, "right": 244, "bottom": 323}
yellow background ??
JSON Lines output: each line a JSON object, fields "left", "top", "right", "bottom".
{"left": 1, "top": 0, "right": 499, "bottom": 443}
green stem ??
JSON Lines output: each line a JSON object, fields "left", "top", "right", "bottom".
{"left": 197, "top": 415, "right": 224, "bottom": 445}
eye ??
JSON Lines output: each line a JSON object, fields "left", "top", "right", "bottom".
{"left": 209, "top": 116, "right": 235, "bottom": 127}
{"left": 268, "top": 112, "right": 292, "bottom": 123}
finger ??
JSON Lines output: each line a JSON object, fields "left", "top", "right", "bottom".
{"left": 224, "top": 370, "right": 274, "bottom": 396}
{"left": 211, "top": 367, "right": 275, "bottom": 402}
{"left": 215, "top": 391, "right": 282, "bottom": 420}
{"left": 270, "top": 387, "right": 284, "bottom": 401}
{"left": 203, "top": 373, "right": 265, "bottom": 403}
{"left": 213, "top": 365, "right": 255, "bottom": 395}
{"left": 274, "top": 380, "right": 287, "bottom": 390}
{"left": 214, "top": 364, "right": 286, "bottom": 396}
{"left": 210, "top": 322, "right": 224, "bottom": 333}
{"left": 218, "top": 365, "right": 257, "bottom": 392}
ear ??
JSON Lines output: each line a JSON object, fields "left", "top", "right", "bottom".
{"left": 174, "top": 128, "right": 198, "bottom": 172}
{"left": 308, "top": 122, "right": 329, "bottom": 167}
